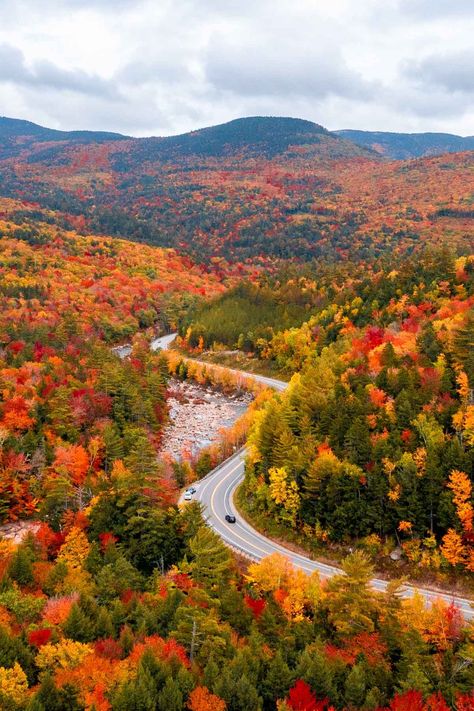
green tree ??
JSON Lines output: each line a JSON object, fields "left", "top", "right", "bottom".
{"left": 324, "top": 552, "right": 379, "bottom": 637}
{"left": 344, "top": 663, "right": 367, "bottom": 708}
{"left": 157, "top": 677, "right": 183, "bottom": 711}
{"left": 188, "top": 526, "right": 233, "bottom": 592}
{"left": 8, "top": 547, "right": 34, "bottom": 587}
{"left": 62, "top": 603, "right": 95, "bottom": 643}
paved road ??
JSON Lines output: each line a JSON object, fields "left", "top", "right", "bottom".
{"left": 193, "top": 447, "right": 474, "bottom": 620}
{"left": 116, "top": 332, "right": 474, "bottom": 619}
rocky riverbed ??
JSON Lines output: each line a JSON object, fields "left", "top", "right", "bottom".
{"left": 159, "top": 378, "right": 252, "bottom": 460}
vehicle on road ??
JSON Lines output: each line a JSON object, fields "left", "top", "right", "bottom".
{"left": 225, "top": 514, "right": 236, "bottom": 523}
{"left": 186, "top": 486, "right": 197, "bottom": 494}
{"left": 183, "top": 492, "right": 193, "bottom": 501}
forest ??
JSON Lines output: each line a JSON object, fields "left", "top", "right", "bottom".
{"left": 0, "top": 117, "right": 472, "bottom": 265}
{"left": 0, "top": 115, "right": 473, "bottom": 709}
{"left": 183, "top": 249, "right": 474, "bottom": 578}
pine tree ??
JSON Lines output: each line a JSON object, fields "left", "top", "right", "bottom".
{"left": 203, "top": 658, "right": 220, "bottom": 695}
{"left": 324, "top": 551, "right": 379, "bottom": 637}
{"left": 28, "top": 675, "right": 82, "bottom": 711}
{"left": 8, "top": 547, "right": 34, "bottom": 587}
{"left": 62, "top": 603, "right": 95, "bottom": 643}
{"left": 262, "top": 650, "right": 293, "bottom": 707}
{"left": 417, "top": 322, "right": 442, "bottom": 362}
{"left": 453, "top": 310, "right": 474, "bottom": 387}
{"left": 344, "top": 663, "right": 367, "bottom": 708}
{"left": 157, "top": 677, "right": 183, "bottom": 711}
{"left": 95, "top": 607, "right": 114, "bottom": 639}
{"left": 123, "top": 426, "right": 158, "bottom": 478}
{"left": 103, "top": 423, "right": 124, "bottom": 472}
{"left": 297, "top": 648, "right": 335, "bottom": 702}
{"left": 188, "top": 526, "right": 233, "bottom": 591}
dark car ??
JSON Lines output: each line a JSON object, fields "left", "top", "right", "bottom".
{"left": 225, "top": 514, "right": 236, "bottom": 524}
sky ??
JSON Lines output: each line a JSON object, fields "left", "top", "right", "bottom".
{"left": 0, "top": 0, "right": 473, "bottom": 137}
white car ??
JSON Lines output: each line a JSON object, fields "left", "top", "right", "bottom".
{"left": 183, "top": 491, "right": 193, "bottom": 501}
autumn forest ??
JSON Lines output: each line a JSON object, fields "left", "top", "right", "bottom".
{"left": 0, "top": 114, "right": 473, "bottom": 711}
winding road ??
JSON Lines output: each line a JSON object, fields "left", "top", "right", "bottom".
{"left": 139, "top": 333, "right": 473, "bottom": 620}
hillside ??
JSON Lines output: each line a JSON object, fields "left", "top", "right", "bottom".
{"left": 0, "top": 115, "right": 472, "bottom": 263}
{"left": 127, "top": 116, "right": 375, "bottom": 161}
{"left": 0, "top": 116, "right": 128, "bottom": 160}
{"left": 337, "top": 128, "right": 474, "bottom": 159}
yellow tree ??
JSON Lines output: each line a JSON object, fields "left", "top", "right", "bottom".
{"left": 269, "top": 467, "right": 300, "bottom": 526}
{"left": 36, "top": 639, "right": 93, "bottom": 672}
{"left": 441, "top": 529, "right": 466, "bottom": 566}
{"left": 447, "top": 470, "right": 473, "bottom": 533}
{"left": 0, "top": 662, "right": 28, "bottom": 704}
{"left": 57, "top": 526, "right": 90, "bottom": 570}
{"left": 246, "top": 553, "right": 293, "bottom": 593}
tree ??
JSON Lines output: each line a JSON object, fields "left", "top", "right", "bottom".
{"left": 269, "top": 467, "right": 300, "bottom": 526}
{"left": 0, "top": 662, "right": 28, "bottom": 705}
{"left": 441, "top": 529, "right": 465, "bottom": 566}
{"left": 324, "top": 552, "right": 378, "bottom": 637}
{"left": 246, "top": 553, "right": 293, "bottom": 593}
{"left": 262, "top": 651, "right": 293, "bottom": 707}
{"left": 453, "top": 310, "right": 474, "bottom": 386}
{"left": 57, "top": 526, "right": 90, "bottom": 571}
{"left": 344, "top": 664, "right": 366, "bottom": 708}
{"left": 62, "top": 603, "right": 95, "bottom": 643}
{"left": 187, "top": 686, "right": 227, "bottom": 711}
{"left": 188, "top": 526, "right": 233, "bottom": 591}
{"left": 35, "top": 639, "right": 93, "bottom": 673}
{"left": 8, "top": 547, "right": 34, "bottom": 587}
{"left": 157, "top": 676, "right": 183, "bottom": 711}
{"left": 28, "top": 674, "right": 82, "bottom": 711}
{"left": 285, "top": 679, "right": 319, "bottom": 711}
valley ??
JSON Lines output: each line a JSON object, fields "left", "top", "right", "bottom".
{"left": 0, "top": 113, "right": 473, "bottom": 710}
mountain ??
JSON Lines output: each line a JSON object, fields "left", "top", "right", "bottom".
{"left": 0, "top": 114, "right": 471, "bottom": 263}
{"left": 0, "top": 116, "right": 128, "bottom": 159}
{"left": 129, "top": 116, "right": 375, "bottom": 161}
{"left": 0, "top": 115, "right": 373, "bottom": 162}
{"left": 336, "top": 129, "right": 474, "bottom": 159}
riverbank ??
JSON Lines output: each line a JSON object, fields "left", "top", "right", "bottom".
{"left": 159, "top": 378, "right": 252, "bottom": 460}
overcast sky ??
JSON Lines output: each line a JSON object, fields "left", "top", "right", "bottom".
{"left": 0, "top": 0, "right": 473, "bottom": 136}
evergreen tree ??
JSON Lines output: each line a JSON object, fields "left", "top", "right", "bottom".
{"left": 297, "top": 647, "right": 335, "bottom": 702}
{"left": 157, "top": 677, "right": 183, "bottom": 711}
{"left": 28, "top": 675, "right": 82, "bottom": 711}
{"left": 324, "top": 552, "right": 379, "bottom": 637}
{"left": 188, "top": 526, "right": 233, "bottom": 591}
{"left": 345, "top": 663, "right": 367, "bottom": 708}
{"left": 95, "top": 607, "right": 114, "bottom": 639}
{"left": 262, "top": 650, "right": 293, "bottom": 708}
{"left": 453, "top": 310, "right": 474, "bottom": 387}
{"left": 8, "top": 547, "right": 34, "bottom": 587}
{"left": 417, "top": 322, "right": 442, "bottom": 362}
{"left": 62, "top": 603, "right": 95, "bottom": 643}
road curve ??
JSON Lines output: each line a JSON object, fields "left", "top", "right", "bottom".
{"left": 118, "top": 333, "right": 474, "bottom": 620}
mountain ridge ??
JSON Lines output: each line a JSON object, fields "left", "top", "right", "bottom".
{"left": 336, "top": 128, "right": 474, "bottom": 159}
{"left": 2, "top": 114, "right": 473, "bottom": 161}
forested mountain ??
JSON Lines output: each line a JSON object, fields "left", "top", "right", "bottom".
{"left": 0, "top": 115, "right": 472, "bottom": 263}
{"left": 0, "top": 112, "right": 474, "bottom": 709}
{"left": 336, "top": 129, "right": 474, "bottom": 159}
{"left": 0, "top": 116, "right": 128, "bottom": 159}
{"left": 124, "top": 116, "right": 375, "bottom": 160}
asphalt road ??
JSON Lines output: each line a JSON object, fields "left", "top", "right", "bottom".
{"left": 117, "top": 332, "right": 474, "bottom": 619}
{"left": 193, "top": 447, "right": 474, "bottom": 620}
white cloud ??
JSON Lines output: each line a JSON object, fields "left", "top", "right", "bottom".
{"left": 0, "top": 0, "right": 472, "bottom": 135}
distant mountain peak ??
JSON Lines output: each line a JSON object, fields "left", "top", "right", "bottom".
{"left": 336, "top": 129, "right": 474, "bottom": 159}
{"left": 132, "top": 115, "right": 373, "bottom": 160}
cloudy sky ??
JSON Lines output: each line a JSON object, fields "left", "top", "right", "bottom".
{"left": 0, "top": 0, "right": 472, "bottom": 136}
